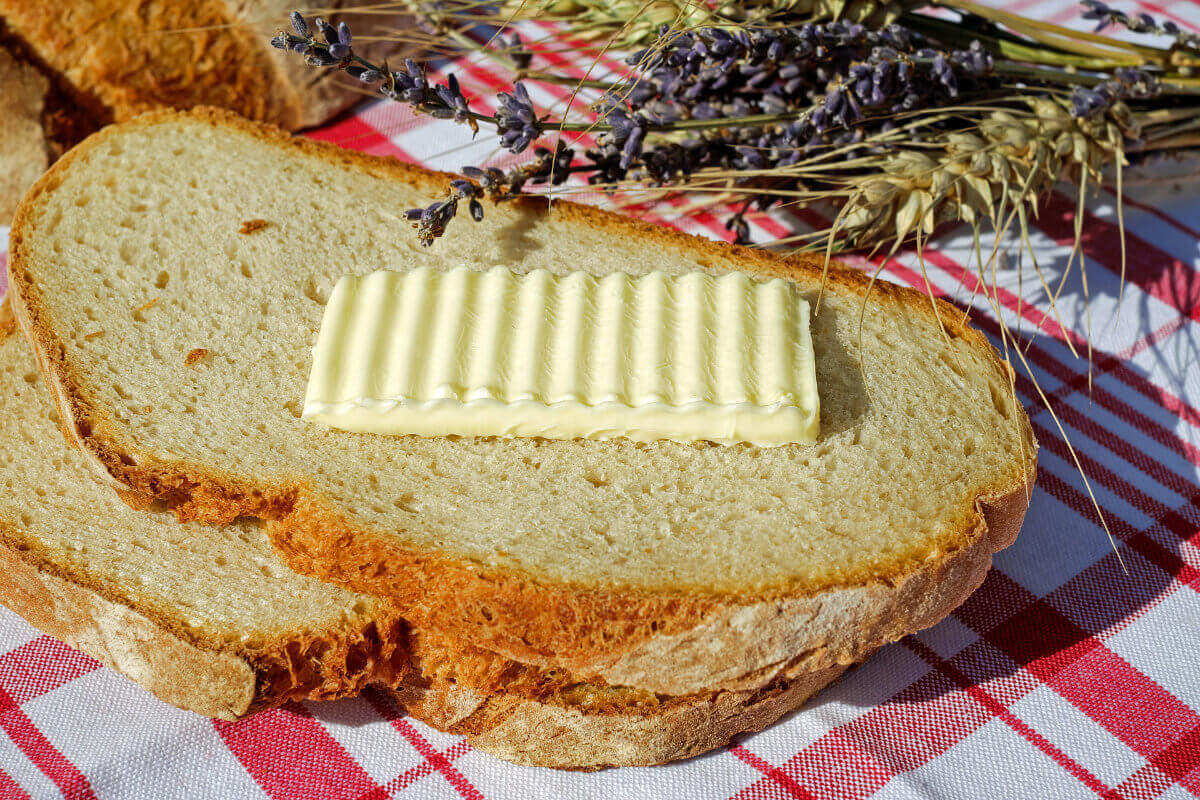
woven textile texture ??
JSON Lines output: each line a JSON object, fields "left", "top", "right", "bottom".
{"left": 0, "top": 1, "right": 1198, "bottom": 797}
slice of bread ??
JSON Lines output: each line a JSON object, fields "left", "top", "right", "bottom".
{"left": 0, "top": 324, "right": 846, "bottom": 766}
{"left": 8, "top": 108, "right": 1037, "bottom": 695}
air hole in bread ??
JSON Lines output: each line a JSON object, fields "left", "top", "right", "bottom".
{"left": 989, "top": 383, "right": 1011, "bottom": 420}
{"left": 302, "top": 277, "right": 328, "bottom": 306}
{"left": 584, "top": 472, "right": 608, "bottom": 488}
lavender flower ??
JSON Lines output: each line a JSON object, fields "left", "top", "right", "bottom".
{"left": 272, "top": 14, "right": 482, "bottom": 134}
{"left": 403, "top": 141, "right": 576, "bottom": 245}
{"left": 328, "top": 22, "right": 353, "bottom": 60}
{"left": 289, "top": 11, "right": 307, "bottom": 36}
{"left": 1070, "top": 66, "right": 1160, "bottom": 118}
{"left": 495, "top": 83, "right": 540, "bottom": 153}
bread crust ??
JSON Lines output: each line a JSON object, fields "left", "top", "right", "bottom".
{"left": 0, "top": 521, "right": 415, "bottom": 717}
{"left": 398, "top": 660, "right": 849, "bottom": 770}
{"left": 0, "top": 1, "right": 407, "bottom": 130}
{"left": 0, "top": 534, "right": 258, "bottom": 719}
{"left": 0, "top": 505, "right": 853, "bottom": 763}
{"left": 7, "top": 107, "right": 1039, "bottom": 695}
{"left": 0, "top": 44, "right": 50, "bottom": 224}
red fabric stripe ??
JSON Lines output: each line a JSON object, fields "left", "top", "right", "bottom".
{"left": 0, "top": 637, "right": 100, "bottom": 706}
{"left": 362, "top": 690, "right": 484, "bottom": 800}
{"left": 306, "top": 115, "right": 408, "bottom": 159}
{"left": 0, "top": 766, "right": 29, "bottom": 800}
{"left": 213, "top": 705, "right": 387, "bottom": 800}
{"left": 1158, "top": 723, "right": 1200, "bottom": 792}
{"left": 1118, "top": 0, "right": 1199, "bottom": 31}
{"left": 373, "top": 741, "right": 473, "bottom": 797}
{"left": 733, "top": 660, "right": 1013, "bottom": 799}
{"left": 903, "top": 639, "right": 1121, "bottom": 799}
{"left": 1046, "top": 512, "right": 1198, "bottom": 641}
{"left": 1039, "top": 192, "right": 1200, "bottom": 322}
{"left": 0, "top": 686, "right": 96, "bottom": 800}
{"left": 728, "top": 745, "right": 814, "bottom": 799}
{"left": 1050, "top": 646, "right": 1200, "bottom": 761}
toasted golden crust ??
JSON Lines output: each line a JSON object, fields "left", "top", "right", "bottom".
{"left": 7, "top": 107, "right": 1038, "bottom": 695}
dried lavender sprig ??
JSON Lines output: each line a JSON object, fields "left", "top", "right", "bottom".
{"left": 273, "top": 14, "right": 850, "bottom": 154}
{"left": 1080, "top": 0, "right": 1200, "bottom": 50}
{"left": 404, "top": 142, "right": 578, "bottom": 245}
{"left": 273, "top": 10, "right": 1200, "bottom": 251}
{"left": 586, "top": 23, "right": 998, "bottom": 188}
{"left": 272, "top": 13, "right": 495, "bottom": 139}
{"left": 1070, "top": 66, "right": 1160, "bottom": 119}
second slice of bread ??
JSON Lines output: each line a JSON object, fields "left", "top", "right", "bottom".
{"left": 8, "top": 109, "right": 1037, "bottom": 695}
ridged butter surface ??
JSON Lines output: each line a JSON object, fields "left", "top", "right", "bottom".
{"left": 304, "top": 267, "right": 819, "bottom": 445}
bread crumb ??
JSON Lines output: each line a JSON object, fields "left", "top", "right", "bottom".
{"left": 133, "top": 297, "right": 158, "bottom": 315}
{"left": 239, "top": 219, "right": 270, "bottom": 235}
{"left": 185, "top": 348, "right": 208, "bottom": 366}
{"left": 84, "top": 330, "right": 105, "bottom": 340}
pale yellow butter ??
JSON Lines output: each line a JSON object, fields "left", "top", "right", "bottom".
{"left": 303, "top": 266, "right": 819, "bottom": 446}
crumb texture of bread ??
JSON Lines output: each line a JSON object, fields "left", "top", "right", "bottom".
{"left": 0, "top": 45, "right": 49, "bottom": 223}
{"left": 8, "top": 110, "right": 1037, "bottom": 691}
{"left": 0, "top": 330, "right": 409, "bottom": 713}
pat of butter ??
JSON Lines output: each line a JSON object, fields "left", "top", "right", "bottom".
{"left": 303, "top": 267, "right": 819, "bottom": 446}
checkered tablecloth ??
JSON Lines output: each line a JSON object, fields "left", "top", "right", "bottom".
{"left": 1, "top": 1, "right": 1199, "bottom": 797}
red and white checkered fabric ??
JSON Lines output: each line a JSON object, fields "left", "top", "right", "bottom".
{"left": 2, "top": 1, "right": 1199, "bottom": 797}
